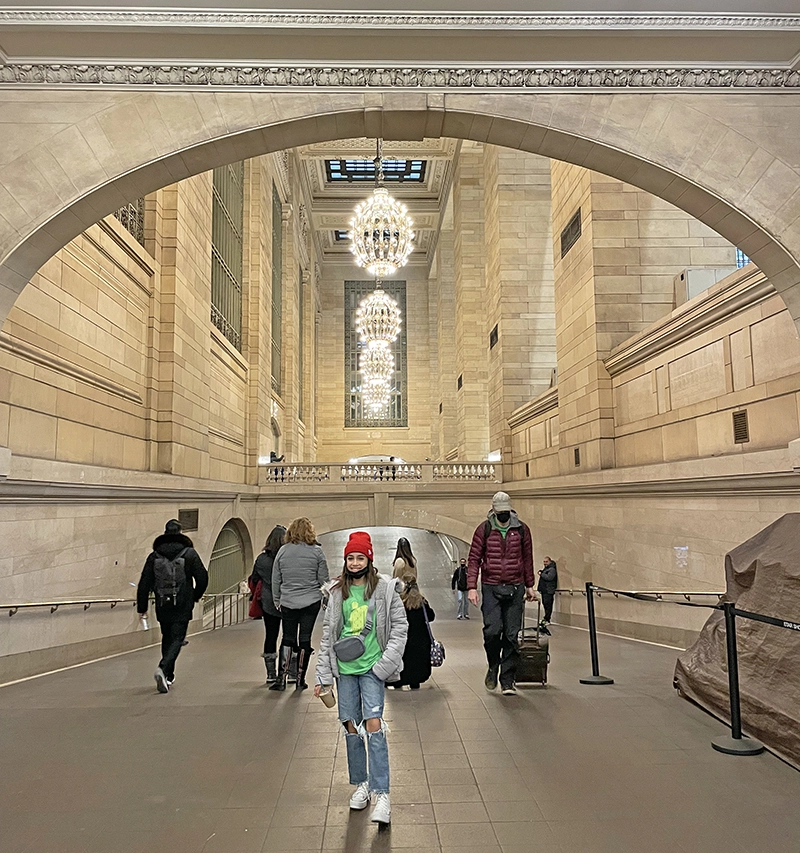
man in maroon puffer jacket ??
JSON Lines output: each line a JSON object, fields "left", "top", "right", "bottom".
{"left": 467, "top": 492, "right": 536, "bottom": 695}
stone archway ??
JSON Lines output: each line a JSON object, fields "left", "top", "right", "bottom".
{"left": 0, "top": 92, "right": 798, "bottom": 329}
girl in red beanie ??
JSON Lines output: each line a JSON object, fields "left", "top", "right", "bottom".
{"left": 314, "top": 531, "right": 408, "bottom": 827}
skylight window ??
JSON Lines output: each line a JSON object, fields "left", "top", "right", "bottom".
{"left": 326, "top": 159, "right": 426, "bottom": 183}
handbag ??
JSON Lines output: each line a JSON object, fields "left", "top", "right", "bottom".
{"left": 247, "top": 578, "right": 264, "bottom": 619}
{"left": 333, "top": 596, "right": 375, "bottom": 662}
{"left": 422, "top": 602, "right": 445, "bottom": 667}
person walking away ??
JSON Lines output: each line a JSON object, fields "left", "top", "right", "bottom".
{"left": 249, "top": 524, "right": 286, "bottom": 682}
{"left": 538, "top": 556, "right": 558, "bottom": 625}
{"left": 137, "top": 519, "right": 208, "bottom": 694}
{"left": 314, "top": 531, "right": 408, "bottom": 826}
{"left": 391, "top": 565, "right": 435, "bottom": 689}
{"left": 451, "top": 557, "right": 470, "bottom": 619}
{"left": 270, "top": 517, "right": 329, "bottom": 691}
{"left": 392, "top": 537, "right": 416, "bottom": 576}
{"left": 467, "top": 492, "right": 536, "bottom": 696}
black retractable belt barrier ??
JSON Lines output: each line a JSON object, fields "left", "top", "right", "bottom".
{"left": 579, "top": 582, "right": 614, "bottom": 685}
{"left": 711, "top": 602, "right": 764, "bottom": 756}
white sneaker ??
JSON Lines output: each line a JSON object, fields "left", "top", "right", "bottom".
{"left": 370, "top": 792, "right": 391, "bottom": 825}
{"left": 349, "top": 781, "right": 370, "bottom": 810}
{"left": 154, "top": 668, "right": 169, "bottom": 694}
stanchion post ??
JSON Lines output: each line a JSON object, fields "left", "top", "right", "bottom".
{"left": 711, "top": 602, "right": 764, "bottom": 755}
{"left": 580, "top": 582, "right": 614, "bottom": 685}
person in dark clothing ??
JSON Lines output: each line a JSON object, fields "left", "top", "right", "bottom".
{"left": 451, "top": 558, "right": 470, "bottom": 619}
{"left": 391, "top": 566, "right": 435, "bottom": 689}
{"left": 249, "top": 524, "right": 286, "bottom": 683}
{"left": 467, "top": 491, "right": 536, "bottom": 696}
{"left": 537, "top": 557, "right": 558, "bottom": 624}
{"left": 137, "top": 519, "right": 208, "bottom": 694}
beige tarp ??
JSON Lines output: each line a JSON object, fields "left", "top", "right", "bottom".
{"left": 674, "top": 513, "right": 800, "bottom": 768}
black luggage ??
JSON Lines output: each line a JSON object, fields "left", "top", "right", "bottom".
{"left": 516, "top": 601, "right": 549, "bottom": 686}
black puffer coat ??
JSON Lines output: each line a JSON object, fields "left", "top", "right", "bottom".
{"left": 251, "top": 550, "right": 280, "bottom": 618}
{"left": 137, "top": 532, "right": 209, "bottom": 623}
{"left": 397, "top": 600, "right": 435, "bottom": 687}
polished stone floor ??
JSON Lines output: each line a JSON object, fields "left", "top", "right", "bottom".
{"left": 2, "top": 555, "right": 800, "bottom": 852}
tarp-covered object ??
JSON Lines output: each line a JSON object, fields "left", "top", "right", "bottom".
{"left": 674, "top": 513, "right": 800, "bottom": 768}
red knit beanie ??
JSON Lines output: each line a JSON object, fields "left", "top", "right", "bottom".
{"left": 344, "top": 531, "right": 373, "bottom": 561}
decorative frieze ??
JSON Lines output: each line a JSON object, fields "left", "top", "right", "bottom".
{"left": 0, "top": 63, "right": 798, "bottom": 90}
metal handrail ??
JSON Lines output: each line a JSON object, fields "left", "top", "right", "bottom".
{"left": 3, "top": 598, "right": 136, "bottom": 616}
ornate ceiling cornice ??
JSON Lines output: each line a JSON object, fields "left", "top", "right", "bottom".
{"left": 1, "top": 63, "right": 798, "bottom": 90}
{"left": 1, "top": 11, "right": 799, "bottom": 30}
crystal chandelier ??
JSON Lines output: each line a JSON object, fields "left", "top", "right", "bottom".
{"left": 348, "top": 140, "right": 415, "bottom": 278}
{"left": 355, "top": 283, "right": 401, "bottom": 345}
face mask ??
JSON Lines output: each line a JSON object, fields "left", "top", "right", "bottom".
{"left": 495, "top": 511, "right": 511, "bottom": 524}
{"left": 346, "top": 566, "right": 369, "bottom": 579}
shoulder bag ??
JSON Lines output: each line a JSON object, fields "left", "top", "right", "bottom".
{"left": 422, "top": 603, "right": 445, "bottom": 667}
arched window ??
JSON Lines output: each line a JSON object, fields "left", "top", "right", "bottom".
{"left": 207, "top": 521, "right": 247, "bottom": 595}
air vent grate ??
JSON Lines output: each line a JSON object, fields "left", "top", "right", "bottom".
{"left": 560, "top": 208, "right": 582, "bottom": 258}
{"left": 457, "top": 374, "right": 463, "bottom": 390}
{"left": 574, "top": 447, "right": 581, "bottom": 467}
{"left": 733, "top": 410, "right": 749, "bottom": 444}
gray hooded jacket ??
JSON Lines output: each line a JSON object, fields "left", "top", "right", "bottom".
{"left": 315, "top": 574, "right": 408, "bottom": 685}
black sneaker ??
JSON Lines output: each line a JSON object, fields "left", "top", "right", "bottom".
{"left": 154, "top": 667, "right": 169, "bottom": 694}
{"left": 501, "top": 683, "right": 517, "bottom": 696}
{"left": 484, "top": 665, "right": 499, "bottom": 692}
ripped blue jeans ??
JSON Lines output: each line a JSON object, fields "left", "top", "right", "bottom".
{"left": 338, "top": 669, "right": 389, "bottom": 794}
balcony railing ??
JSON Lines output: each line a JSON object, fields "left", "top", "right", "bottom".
{"left": 260, "top": 462, "right": 499, "bottom": 484}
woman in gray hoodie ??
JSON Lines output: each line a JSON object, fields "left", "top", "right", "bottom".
{"left": 270, "top": 517, "right": 329, "bottom": 691}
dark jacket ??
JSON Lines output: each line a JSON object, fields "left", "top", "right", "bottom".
{"left": 467, "top": 512, "right": 535, "bottom": 589}
{"left": 451, "top": 564, "right": 468, "bottom": 592}
{"left": 398, "top": 599, "right": 435, "bottom": 687}
{"left": 251, "top": 550, "right": 280, "bottom": 618}
{"left": 137, "top": 532, "right": 209, "bottom": 623}
{"left": 538, "top": 560, "right": 558, "bottom": 595}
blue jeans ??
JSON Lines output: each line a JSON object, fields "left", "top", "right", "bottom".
{"left": 456, "top": 589, "right": 470, "bottom": 618}
{"left": 338, "top": 670, "right": 390, "bottom": 794}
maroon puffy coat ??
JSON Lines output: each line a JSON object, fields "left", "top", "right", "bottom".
{"left": 467, "top": 515, "right": 535, "bottom": 589}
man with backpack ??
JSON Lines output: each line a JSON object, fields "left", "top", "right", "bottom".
{"left": 137, "top": 519, "right": 209, "bottom": 693}
{"left": 467, "top": 492, "right": 536, "bottom": 696}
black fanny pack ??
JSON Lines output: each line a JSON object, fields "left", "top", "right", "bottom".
{"left": 333, "top": 596, "right": 376, "bottom": 662}
{"left": 492, "top": 584, "right": 520, "bottom": 601}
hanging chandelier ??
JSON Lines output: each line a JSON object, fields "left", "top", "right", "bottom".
{"left": 355, "top": 283, "right": 401, "bottom": 345}
{"left": 348, "top": 140, "right": 415, "bottom": 278}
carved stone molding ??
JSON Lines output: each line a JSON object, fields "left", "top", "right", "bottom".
{"left": 0, "top": 63, "right": 798, "bottom": 90}
{"left": 1, "top": 11, "right": 799, "bottom": 30}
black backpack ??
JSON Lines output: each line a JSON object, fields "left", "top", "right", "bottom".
{"left": 153, "top": 547, "right": 189, "bottom": 606}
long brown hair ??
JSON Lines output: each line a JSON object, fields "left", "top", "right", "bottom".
{"left": 285, "top": 517, "right": 317, "bottom": 545}
{"left": 395, "top": 567, "right": 424, "bottom": 610}
{"left": 335, "top": 560, "right": 379, "bottom": 600}
{"left": 393, "top": 537, "right": 416, "bottom": 569}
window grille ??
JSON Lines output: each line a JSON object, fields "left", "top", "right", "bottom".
{"left": 560, "top": 208, "right": 582, "bottom": 259}
{"left": 113, "top": 197, "right": 145, "bottom": 246}
{"left": 733, "top": 410, "right": 750, "bottom": 444}
{"left": 211, "top": 162, "right": 244, "bottom": 351}
{"left": 344, "top": 280, "right": 408, "bottom": 428}
{"left": 574, "top": 447, "right": 581, "bottom": 467}
{"left": 271, "top": 183, "right": 283, "bottom": 394}
{"left": 457, "top": 374, "right": 463, "bottom": 390}
{"left": 207, "top": 522, "right": 246, "bottom": 596}
{"left": 489, "top": 324, "right": 499, "bottom": 349}
{"left": 326, "top": 159, "right": 426, "bottom": 183}
{"left": 735, "top": 248, "right": 750, "bottom": 269}
{"left": 298, "top": 265, "right": 304, "bottom": 422}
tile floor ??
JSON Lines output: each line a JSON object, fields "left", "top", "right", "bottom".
{"left": 2, "top": 594, "right": 799, "bottom": 852}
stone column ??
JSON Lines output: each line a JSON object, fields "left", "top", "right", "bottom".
{"left": 453, "top": 142, "right": 490, "bottom": 460}
{"left": 151, "top": 175, "right": 212, "bottom": 478}
{"left": 280, "top": 202, "right": 299, "bottom": 462}
{"left": 432, "top": 224, "right": 459, "bottom": 459}
{"left": 484, "top": 146, "right": 556, "bottom": 461}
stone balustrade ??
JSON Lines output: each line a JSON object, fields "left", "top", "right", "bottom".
{"left": 259, "top": 462, "right": 499, "bottom": 485}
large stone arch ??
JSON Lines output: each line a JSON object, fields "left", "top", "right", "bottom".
{"left": 1, "top": 91, "right": 798, "bottom": 327}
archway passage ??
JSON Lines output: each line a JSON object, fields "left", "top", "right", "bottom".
{"left": 1, "top": 94, "right": 799, "bottom": 328}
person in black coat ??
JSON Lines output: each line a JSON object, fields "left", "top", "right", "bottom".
{"left": 249, "top": 524, "right": 286, "bottom": 683}
{"left": 537, "top": 556, "right": 558, "bottom": 624}
{"left": 391, "top": 566, "right": 435, "bottom": 689}
{"left": 451, "top": 557, "right": 470, "bottom": 619}
{"left": 137, "top": 519, "right": 208, "bottom": 693}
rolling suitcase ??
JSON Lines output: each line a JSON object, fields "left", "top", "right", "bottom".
{"left": 516, "top": 601, "right": 550, "bottom": 686}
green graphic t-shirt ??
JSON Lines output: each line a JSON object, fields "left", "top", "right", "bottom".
{"left": 337, "top": 584, "right": 383, "bottom": 676}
